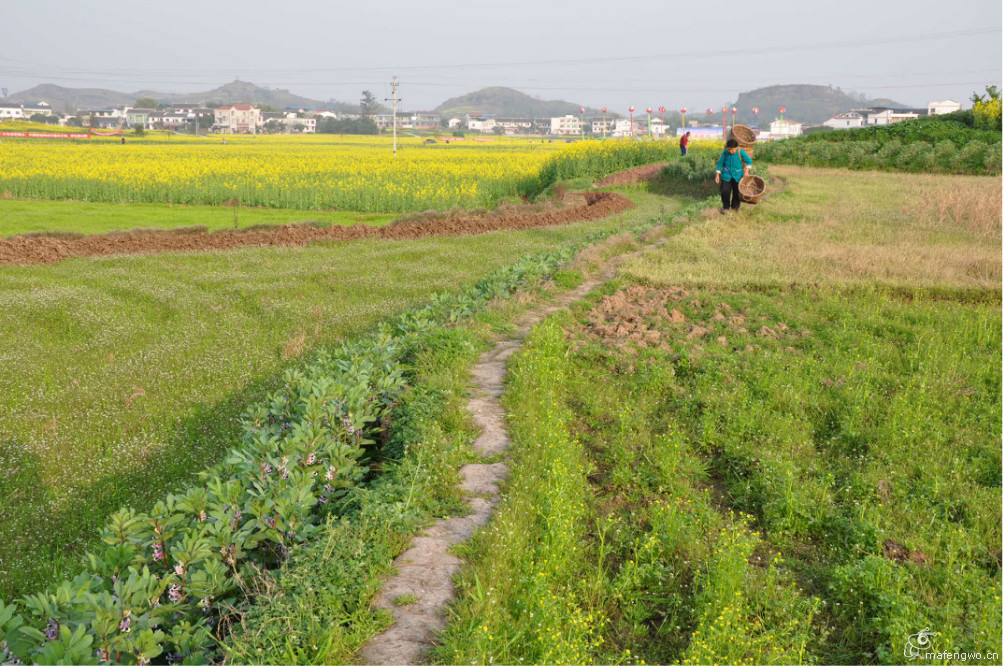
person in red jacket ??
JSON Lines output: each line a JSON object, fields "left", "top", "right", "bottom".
{"left": 679, "top": 131, "right": 691, "bottom": 156}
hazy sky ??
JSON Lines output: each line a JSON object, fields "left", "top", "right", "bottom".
{"left": 1, "top": 0, "right": 1000, "bottom": 113}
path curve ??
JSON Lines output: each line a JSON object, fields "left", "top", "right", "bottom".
{"left": 358, "top": 239, "right": 663, "bottom": 665}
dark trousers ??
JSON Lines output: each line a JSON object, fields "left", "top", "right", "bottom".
{"left": 720, "top": 178, "right": 741, "bottom": 210}
{"left": 680, "top": 145, "right": 687, "bottom": 156}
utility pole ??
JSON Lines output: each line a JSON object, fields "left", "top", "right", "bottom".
{"left": 385, "top": 77, "right": 401, "bottom": 157}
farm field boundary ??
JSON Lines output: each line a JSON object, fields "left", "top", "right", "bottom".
{"left": 358, "top": 222, "right": 680, "bottom": 665}
{"left": 0, "top": 191, "right": 632, "bottom": 265}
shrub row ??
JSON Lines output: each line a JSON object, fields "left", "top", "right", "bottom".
{"left": 758, "top": 137, "right": 1001, "bottom": 175}
{"left": 0, "top": 233, "right": 622, "bottom": 665}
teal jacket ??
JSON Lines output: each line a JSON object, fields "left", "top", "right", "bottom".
{"left": 716, "top": 149, "right": 752, "bottom": 182}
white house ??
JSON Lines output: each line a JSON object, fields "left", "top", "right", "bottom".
{"left": 649, "top": 117, "right": 673, "bottom": 138}
{"left": 447, "top": 117, "right": 462, "bottom": 129}
{"left": 21, "top": 102, "right": 53, "bottom": 117}
{"left": 610, "top": 118, "right": 636, "bottom": 138}
{"left": 770, "top": 118, "right": 803, "bottom": 138}
{"left": 494, "top": 117, "right": 533, "bottom": 134}
{"left": 467, "top": 117, "right": 497, "bottom": 133}
{"left": 823, "top": 111, "right": 864, "bottom": 130}
{"left": 126, "top": 108, "right": 156, "bottom": 129}
{"left": 0, "top": 103, "right": 24, "bottom": 120}
{"left": 928, "top": 99, "right": 961, "bottom": 115}
{"left": 280, "top": 114, "right": 316, "bottom": 133}
{"left": 591, "top": 118, "right": 613, "bottom": 135}
{"left": 214, "top": 105, "right": 263, "bottom": 133}
{"left": 860, "top": 107, "right": 926, "bottom": 126}
{"left": 550, "top": 115, "right": 582, "bottom": 136}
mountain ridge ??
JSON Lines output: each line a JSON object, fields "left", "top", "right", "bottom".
{"left": 730, "top": 84, "right": 907, "bottom": 126}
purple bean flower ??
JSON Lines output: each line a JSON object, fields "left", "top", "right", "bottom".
{"left": 44, "top": 619, "right": 59, "bottom": 640}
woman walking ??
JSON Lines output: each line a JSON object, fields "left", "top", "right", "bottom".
{"left": 715, "top": 138, "right": 752, "bottom": 213}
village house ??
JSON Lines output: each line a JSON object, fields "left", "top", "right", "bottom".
{"left": 770, "top": 117, "right": 803, "bottom": 138}
{"left": 928, "top": 99, "right": 961, "bottom": 115}
{"left": 0, "top": 101, "right": 54, "bottom": 120}
{"left": 493, "top": 117, "right": 534, "bottom": 134}
{"left": 823, "top": 111, "right": 865, "bottom": 130}
{"left": 214, "top": 105, "right": 263, "bottom": 134}
{"left": 856, "top": 106, "right": 927, "bottom": 126}
{"left": 126, "top": 108, "right": 156, "bottom": 129}
{"left": 549, "top": 115, "right": 582, "bottom": 136}
{"left": 0, "top": 103, "right": 24, "bottom": 120}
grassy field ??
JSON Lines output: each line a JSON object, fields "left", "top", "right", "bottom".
{"left": 436, "top": 167, "right": 1001, "bottom": 664}
{"left": 0, "top": 197, "right": 671, "bottom": 599}
{"left": 0, "top": 199, "right": 396, "bottom": 237}
{"left": 627, "top": 166, "right": 1001, "bottom": 289}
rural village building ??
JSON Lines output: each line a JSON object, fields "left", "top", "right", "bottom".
{"left": 214, "top": 104, "right": 263, "bottom": 133}
{"left": 126, "top": 108, "right": 156, "bottom": 129}
{"left": 928, "top": 99, "right": 961, "bottom": 115}
{"left": 0, "top": 101, "right": 53, "bottom": 119}
{"left": 550, "top": 115, "right": 582, "bottom": 136}
{"left": 823, "top": 111, "right": 865, "bottom": 129}
{"left": 769, "top": 118, "right": 803, "bottom": 138}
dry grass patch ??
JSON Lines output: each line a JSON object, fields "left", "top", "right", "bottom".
{"left": 623, "top": 166, "right": 1001, "bottom": 290}
{"left": 906, "top": 178, "right": 1002, "bottom": 238}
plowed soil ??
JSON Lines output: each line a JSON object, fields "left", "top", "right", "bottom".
{"left": 0, "top": 192, "right": 633, "bottom": 265}
{"left": 593, "top": 162, "right": 669, "bottom": 188}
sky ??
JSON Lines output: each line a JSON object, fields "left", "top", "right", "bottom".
{"left": 1, "top": 0, "right": 1001, "bottom": 114}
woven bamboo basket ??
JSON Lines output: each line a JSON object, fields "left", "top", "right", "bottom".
{"left": 738, "top": 174, "right": 765, "bottom": 204}
{"left": 729, "top": 124, "right": 756, "bottom": 156}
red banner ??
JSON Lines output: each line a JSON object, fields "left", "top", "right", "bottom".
{"left": 90, "top": 128, "right": 123, "bottom": 136}
{"left": 0, "top": 131, "right": 91, "bottom": 139}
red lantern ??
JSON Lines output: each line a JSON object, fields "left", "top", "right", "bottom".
{"left": 752, "top": 107, "right": 759, "bottom": 115}
{"left": 579, "top": 107, "right": 585, "bottom": 114}
{"left": 659, "top": 106, "right": 666, "bottom": 114}
{"left": 706, "top": 108, "right": 712, "bottom": 115}
{"left": 629, "top": 106, "right": 635, "bottom": 113}
{"left": 731, "top": 107, "right": 737, "bottom": 114}
{"left": 680, "top": 107, "right": 687, "bottom": 114}
{"left": 779, "top": 106, "right": 786, "bottom": 114}
{"left": 601, "top": 107, "right": 607, "bottom": 113}
{"left": 646, "top": 107, "right": 653, "bottom": 114}
{"left": 722, "top": 106, "right": 728, "bottom": 113}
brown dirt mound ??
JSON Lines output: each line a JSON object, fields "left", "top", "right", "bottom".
{"left": 0, "top": 192, "right": 633, "bottom": 265}
{"left": 593, "top": 162, "right": 669, "bottom": 188}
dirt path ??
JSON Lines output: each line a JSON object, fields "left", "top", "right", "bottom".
{"left": 358, "top": 238, "right": 663, "bottom": 665}
{"left": 593, "top": 162, "right": 669, "bottom": 188}
{"left": 0, "top": 192, "right": 633, "bottom": 265}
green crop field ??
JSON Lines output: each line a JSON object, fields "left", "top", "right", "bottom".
{"left": 436, "top": 166, "right": 1002, "bottom": 665}
{"left": 0, "top": 207, "right": 655, "bottom": 599}
{"left": 0, "top": 199, "right": 395, "bottom": 237}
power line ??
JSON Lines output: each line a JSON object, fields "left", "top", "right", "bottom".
{"left": 0, "top": 25, "right": 997, "bottom": 83}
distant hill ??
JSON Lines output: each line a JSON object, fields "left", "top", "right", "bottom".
{"left": 730, "top": 84, "right": 906, "bottom": 126}
{"left": 434, "top": 87, "right": 606, "bottom": 119}
{"left": 7, "top": 84, "right": 134, "bottom": 113}
{"left": 8, "top": 80, "right": 335, "bottom": 112}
